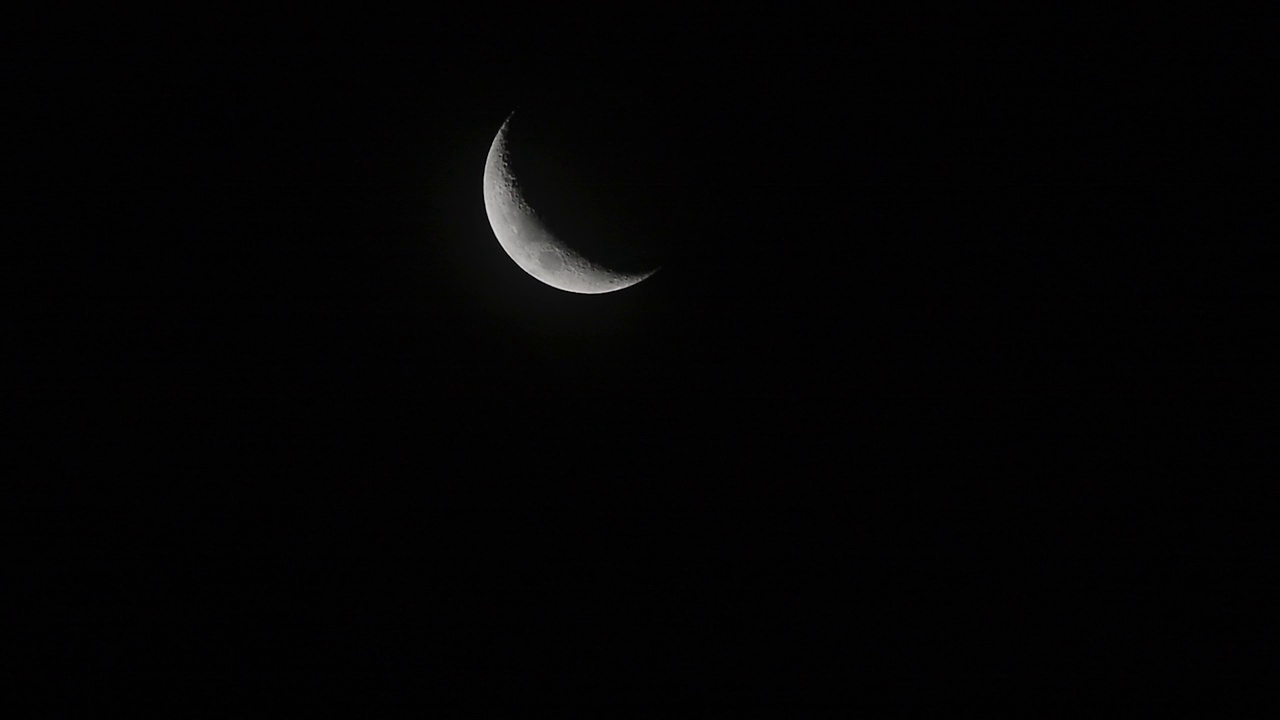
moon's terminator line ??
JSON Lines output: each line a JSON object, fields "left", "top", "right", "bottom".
{"left": 482, "top": 113, "right": 659, "bottom": 294}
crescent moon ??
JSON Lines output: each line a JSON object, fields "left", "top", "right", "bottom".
{"left": 482, "top": 113, "right": 659, "bottom": 294}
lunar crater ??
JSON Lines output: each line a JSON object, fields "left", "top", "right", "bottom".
{"left": 481, "top": 112, "right": 660, "bottom": 295}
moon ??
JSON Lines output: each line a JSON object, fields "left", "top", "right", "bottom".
{"left": 482, "top": 113, "right": 659, "bottom": 294}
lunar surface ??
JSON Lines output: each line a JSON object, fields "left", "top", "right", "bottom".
{"left": 482, "top": 113, "right": 659, "bottom": 294}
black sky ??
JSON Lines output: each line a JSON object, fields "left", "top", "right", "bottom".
{"left": 10, "top": 7, "right": 1275, "bottom": 712}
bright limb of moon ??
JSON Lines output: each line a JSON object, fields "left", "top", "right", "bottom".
{"left": 482, "top": 113, "right": 659, "bottom": 295}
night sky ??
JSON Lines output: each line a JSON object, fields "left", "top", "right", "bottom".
{"left": 11, "top": 7, "right": 1275, "bottom": 712}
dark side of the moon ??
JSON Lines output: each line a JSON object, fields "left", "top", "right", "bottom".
{"left": 493, "top": 101, "right": 685, "bottom": 278}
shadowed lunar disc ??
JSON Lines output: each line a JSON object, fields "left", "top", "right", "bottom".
{"left": 482, "top": 112, "right": 660, "bottom": 294}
